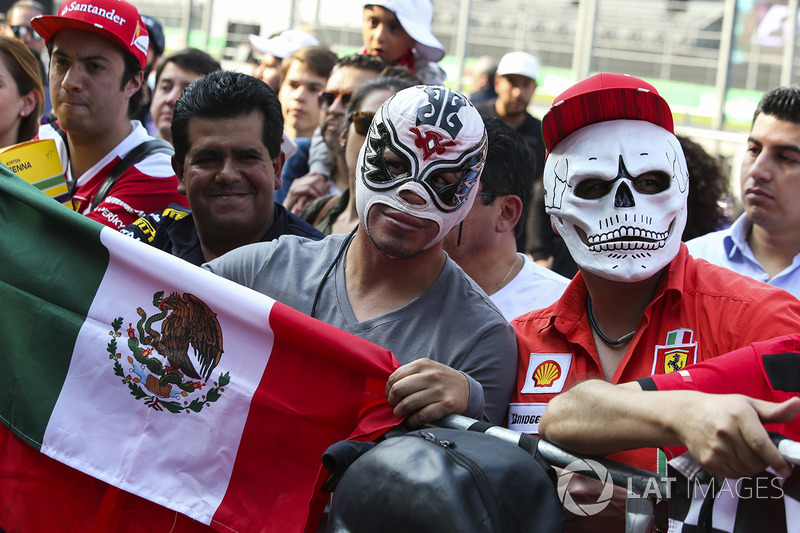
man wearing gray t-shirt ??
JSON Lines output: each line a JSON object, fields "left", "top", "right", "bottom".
{"left": 205, "top": 85, "right": 517, "bottom": 426}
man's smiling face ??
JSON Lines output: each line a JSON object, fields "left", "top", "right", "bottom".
{"left": 176, "top": 111, "right": 282, "bottom": 239}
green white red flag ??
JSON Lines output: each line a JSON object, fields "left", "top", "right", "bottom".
{"left": 0, "top": 169, "right": 401, "bottom": 531}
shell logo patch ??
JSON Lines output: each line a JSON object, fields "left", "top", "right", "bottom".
{"left": 521, "top": 353, "right": 572, "bottom": 394}
{"left": 533, "top": 360, "right": 562, "bottom": 387}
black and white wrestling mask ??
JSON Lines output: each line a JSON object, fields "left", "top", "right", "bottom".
{"left": 355, "top": 85, "right": 488, "bottom": 250}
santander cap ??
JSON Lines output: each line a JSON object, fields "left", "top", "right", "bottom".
{"left": 32, "top": 0, "right": 149, "bottom": 69}
{"left": 140, "top": 14, "right": 164, "bottom": 57}
{"left": 542, "top": 72, "right": 674, "bottom": 152}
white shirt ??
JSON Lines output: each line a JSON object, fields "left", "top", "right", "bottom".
{"left": 491, "top": 254, "right": 570, "bottom": 321}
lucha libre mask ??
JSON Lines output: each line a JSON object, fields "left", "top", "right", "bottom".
{"left": 355, "top": 85, "right": 488, "bottom": 252}
{"left": 544, "top": 119, "right": 688, "bottom": 282}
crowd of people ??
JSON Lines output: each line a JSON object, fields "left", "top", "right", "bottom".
{"left": 2, "top": 0, "right": 800, "bottom": 530}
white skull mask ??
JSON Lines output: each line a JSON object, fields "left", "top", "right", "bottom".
{"left": 544, "top": 120, "right": 688, "bottom": 282}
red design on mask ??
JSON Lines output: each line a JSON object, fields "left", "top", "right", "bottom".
{"left": 411, "top": 127, "right": 456, "bottom": 160}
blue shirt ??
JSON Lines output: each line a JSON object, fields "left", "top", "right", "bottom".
{"left": 686, "top": 213, "right": 800, "bottom": 298}
{"left": 274, "top": 137, "right": 311, "bottom": 205}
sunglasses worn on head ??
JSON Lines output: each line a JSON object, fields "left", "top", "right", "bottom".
{"left": 349, "top": 111, "right": 375, "bottom": 136}
{"left": 11, "top": 25, "right": 42, "bottom": 41}
{"left": 318, "top": 90, "right": 352, "bottom": 110}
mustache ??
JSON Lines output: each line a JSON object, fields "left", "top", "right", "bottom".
{"left": 56, "top": 94, "right": 89, "bottom": 106}
{"left": 323, "top": 116, "right": 345, "bottom": 131}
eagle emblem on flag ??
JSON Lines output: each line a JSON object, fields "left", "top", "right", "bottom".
{"left": 108, "top": 291, "right": 230, "bottom": 413}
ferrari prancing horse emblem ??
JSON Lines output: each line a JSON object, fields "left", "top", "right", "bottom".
{"left": 108, "top": 291, "right": 229, "bottom": 413}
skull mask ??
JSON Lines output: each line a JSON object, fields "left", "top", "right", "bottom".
{"left": 544, "top": 119, "right": 688, "bottom": 282}
{"left": 355, "top": 85, "right": 488, "bottom": 253}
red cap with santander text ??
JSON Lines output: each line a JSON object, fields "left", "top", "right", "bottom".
{"left": 32, "top": 0, "right": 149, "bottom": 69}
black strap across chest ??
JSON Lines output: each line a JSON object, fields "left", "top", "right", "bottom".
{"left": 49, "top": 122, "right": 174, "bottom": 210}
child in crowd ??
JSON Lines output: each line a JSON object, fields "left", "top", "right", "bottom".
{"left": 361, "top": 0, "right": 446, "bottom": 84}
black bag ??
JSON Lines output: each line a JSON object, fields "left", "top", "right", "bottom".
{"left": 322, "top": 427, "right": 564, "bottom": 533}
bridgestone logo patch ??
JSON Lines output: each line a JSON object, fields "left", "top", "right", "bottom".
{"left": 507, "top": 403, "right": 546, "bottom": 434}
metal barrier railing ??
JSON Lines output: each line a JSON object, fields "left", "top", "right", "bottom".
{"left": 434, "top": 414, "right": 669, "bottom": 533}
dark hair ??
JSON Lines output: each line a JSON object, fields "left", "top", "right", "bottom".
{"left": 121, "top": 49, "right": 145, "bottom": 116}
{"left": 0, "top": 36, "right": 43, "bottom": 143}
{"left": 171, "top": 70, "right": 284, "bottom": 163}
{"left": 154, "top": 48, "right": 222, "bottom": 86}
{"left": 480, "top": 116, "right": 535, "bottom": 238}
{"left": 677, "top": 135, "right": 732, "bottom": 241}
{"left": 378, "top": 65, "right": 423, "bottom": 84}
{"left": 335, "top": 53, "right": 388, "bottom": 74}
{"left": 279, "top": 44, "right": 337, "bottom": 84}
{"left": 753, "top": 85, "right": 800, "bottom": 125}
{"left": 345, "top": 75, "right": 415, "bottom": 117}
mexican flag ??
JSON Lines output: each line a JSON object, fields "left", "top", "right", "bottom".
{"left": 0, "top": 169, "right": 401, "bottom": 531}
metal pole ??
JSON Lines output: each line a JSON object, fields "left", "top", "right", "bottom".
{"left": 571, "top": 0, "right": 598, "bottom": 81}
{"left": 203, "top": 0, "right": 213, "bottom": 51}
{"left": 453, "top": 0, "right": 472, "bottom": 92}
{"left": 183, "top": 0, "right": 193, "bottom": 48}
{"left": 781, "top": 0, "right": 799, "bottom": 86}
{"left": 435, "top": 414, "right": 667, "bottom": 495}
{"left": 713, "top": 0, "right": 737, "bottom": 131}
{"left": 288, "top": 0, "right": 297, "bottom": 28}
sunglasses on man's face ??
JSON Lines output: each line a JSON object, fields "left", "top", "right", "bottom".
{"left": 349, "top": 111, "right": 376, "bottom": 136}
{"left": 11, "top": 25, "right": 42, "bottom": 41}
{"left": 318, "top": 90, "right": 352, "bottom": 110}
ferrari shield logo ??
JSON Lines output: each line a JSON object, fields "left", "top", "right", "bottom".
{"left": 651, "top": 328, "right": 697, "bottom": 374}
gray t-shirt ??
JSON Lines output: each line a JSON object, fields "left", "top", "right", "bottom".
{"left": 203, "top": 233, "right": 516, "bottom": 423}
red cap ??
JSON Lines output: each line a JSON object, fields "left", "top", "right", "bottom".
{"left": 542, "top": 73, "right": 674, "bottom": 152}
{"left": 32, "top": 0, "right": 149, "bottom": 69}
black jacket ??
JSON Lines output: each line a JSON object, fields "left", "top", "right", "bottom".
{"left": 122, "top": 203, "right": 324, "bottom": 266}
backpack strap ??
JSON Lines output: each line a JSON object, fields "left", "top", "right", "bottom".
{"left": 90, "top": 139, "right": 174, "bottom": 211}
{"left": 312, "top": 194, "right": 341, "bottom": 225}
{"left": 50, "top": 121, "right": 69, "bottom": 157}
{"left": 50, "top": 123, "right": 72, "bottom": 195}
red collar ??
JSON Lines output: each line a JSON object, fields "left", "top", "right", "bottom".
{"left": 360, "top": 47, "right": 416, "bottom": 72}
